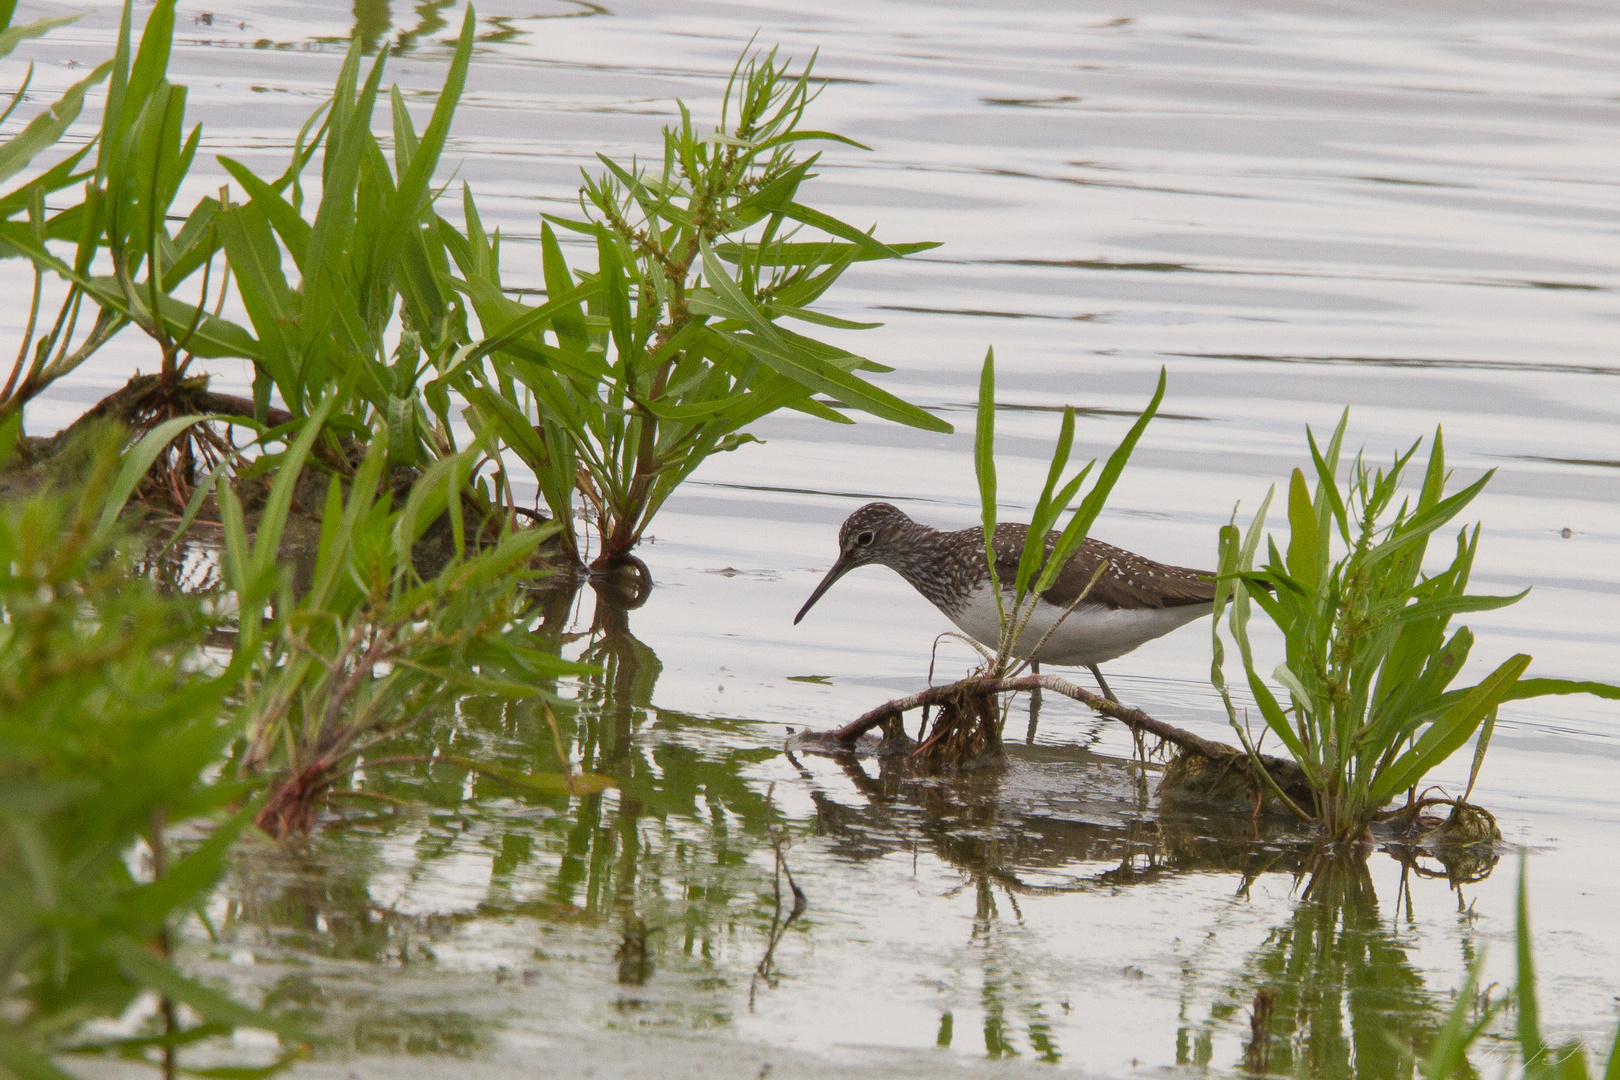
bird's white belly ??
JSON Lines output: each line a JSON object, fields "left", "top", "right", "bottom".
{"left": 945, "top": 583, "right": 1210, "bottom": 667}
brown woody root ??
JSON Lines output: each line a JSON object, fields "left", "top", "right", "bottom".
{"left": 16, "top": 373, "right": 289, "bottom": 467}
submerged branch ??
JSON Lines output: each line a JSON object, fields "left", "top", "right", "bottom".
{"left": 813, "top": 673, "right": 1313, "bottom": 807}
{"left": 826, "top": 673, "right": 1229, "bottom": 759}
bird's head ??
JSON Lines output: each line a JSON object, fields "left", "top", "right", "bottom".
{"left": 793, "top": 502, "right": 916, "bottom": 624}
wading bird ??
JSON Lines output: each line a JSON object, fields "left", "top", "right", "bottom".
{"left": 794, "top": 502, "right": 1217, "bottom": 702}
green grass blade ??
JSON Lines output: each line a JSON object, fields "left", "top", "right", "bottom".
{"left": 393, "top": 443, "right": 480, "bottom": 564}
{"left": 1427, "top": 676, "right": 1620, "bottom": 717}
{"left": 92, "top": 415, "right": 217, "bottom": 546}
{"left": 302, "top": 40, "right": 385, "bottom": 322}
{"left": 712, "top": 239, "right": 938, "bottom": 266}
{"left": 775, "top": 201, "right": 901, "bottom": 259}
{"left": 1308, "top": 423, "right": 1351, "bottom": 543}
{"left": 975, "top": 347, "right": 1000, "bottom": 602}
{"left": 1043, "top": 367, "right": 1165, "bottom": 582}
{"left": 598, "top": 229, "right": 635, "bottom": 371}
{"left": 1367, "top": 653, "right": 1530, "bottom": 806}
{"left": 1503, "top": 678, "right": 1620, "bottom": 702}
{"left": 217, "top": 156, "right": 312, "bottom": 266}
{"left": 465, "top": 277, "right": 604, "bottom": 366}
{"left": 1381, "top": 589, "right": 1530, "bottom": 629}
{"left": 250, "top": 394, "right": 336, "bottom": 583}
{"left": 390, "top": 84, "right": 419, "bottom": 175}
{"left": 216, "top": 475, "right": 251, "bottom": 601}
{"left": 153, "top": 455, "right": 231, "bottom": 558}
{"left": 0, "top": 13, "right": 80, "bottom": 59}
{"left": 1517, "top": 856, "right": 1550, "bottom": 1075}
{"left": 376, "top": 4, "right": 473, "bottom": 280}
{"left": 0, "top": 59, "right": 109, "bottom": 186}
{"left": 1017, "top": 405, "right": 1074, "bottom": 598}
{"left": 107, "top": 937, "right": 303, "bottom": 1038}
{"left": 541, "top": 222, "right": 588, "bottom": 352}
{"left": 119, "top": 0, "right": 175, "bottom": 127}
{"left": 699, "top": 243, "right": 950, "bottom": 432}
{"left": 93, "top": 0, "right": 133, "bottom": 186}
{"left": 1462, "top": 707, "right": 1495, "bottom": 804}
{"left": 1418, "top": 948, "right": 1493, "bottom": 1080}
{"left": 1285, "top": 466, "right": 1320, "bottom": 589}
{"left": 1363, "top": 469, "right": 1495, "bottom": 571}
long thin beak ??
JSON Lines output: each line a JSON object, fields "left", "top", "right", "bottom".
{"left": 794, "top": 555, "right": 855, "bottom": 624}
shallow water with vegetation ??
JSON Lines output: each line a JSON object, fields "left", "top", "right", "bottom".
{"left": 6, "top": 0, "right": 1619, "bottom": 1075}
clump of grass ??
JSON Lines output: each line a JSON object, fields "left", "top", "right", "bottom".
{"left": 1213, "top": 413, "right": 1619, "bottom": 841}
{"left": 214, "top": 7, "right": 485, "bottom": 468}
{"left": 221, "top": 402, "right": 601, "bottom": 837}
{"left": 0, "top": 416, "right": 298, "bottom": 1076}
{"left": 3, "top": 0, "right": 247, "bottom": 481}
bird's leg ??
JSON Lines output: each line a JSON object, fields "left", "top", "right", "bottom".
{"left": 1026, "top": 660, "right": 1043, "bottom": 744}
{"left": 1087, "top": 664, "right": 1120, "bottom": 705}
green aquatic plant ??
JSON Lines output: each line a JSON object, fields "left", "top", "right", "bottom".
{"left": 222, "top": 402, "right": 596, "bottom": 837}
{"left": 972, "top": 346, "right": 1165, "bottom": 680}
{"left": 213, "top": 6, "right": 481, "bottom": 470}
{"left": 1212, "top": 413, "right": 1620, "bottom": 841}
{"left": 0, "top": 416, "right": 296, "bottom": 1078}
{"left": 457, "top": 46, "right": 949, "bottom": 567}
{"left": 1, "top": 0, "right": 234, "bottom": 427}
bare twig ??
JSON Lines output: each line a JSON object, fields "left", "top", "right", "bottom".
{"left": 749, "top": 784, "right": 806, "bottom": 1011}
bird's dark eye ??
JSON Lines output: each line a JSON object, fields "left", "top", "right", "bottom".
{"left": 855, "top": 530, "right": 876, "bottom": 547}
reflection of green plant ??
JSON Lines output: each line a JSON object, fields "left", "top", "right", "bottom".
{"left": 460, "top": 47, "right": 948, "bottom": 567}
{"left": 1422, "top": 858, "right": 1620, "bottom": 1080}
{"left": 1184, "top": 855, "right": 1438, "bottom": 1080}
{"left": 0, "top": 417, "right": 294, "bottom": 1077}
{"left": 1213, "top": 414, "right": 1619, "bottom": 840}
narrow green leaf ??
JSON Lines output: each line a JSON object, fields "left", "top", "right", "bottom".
{"left": 93, "top": 414, "right": 218, "bottom": 546}
{"left": 1041, "top": 367, "right": 1165, "bottom": 590}
{"left": 1285, "top": 467, "right": 1319, "bottom": 589}
{"left": 0, "top": 59, "right": 110, "bottom": 186}
{"left": 250, "top": 394, "right": 337, "bottom": 584}
{"left": 779, "top": 201, "right": 901, "bottom": 260}
{"left": 217, "top": 156, "right": 312, "bottom": 266}
{"left": 117, "top": 799, "right": 254, "bottom": 929}
{"left": 1367, "top": 653, "right": 1531, "bottom": 806}
{"left": 699, "top": 242, "right": 950, "bottom": 432}
{"left": 540, "top": 221, "right": 587, "bottom": 352}
{"left": 1518, "top": 856, "right": 1549, "bottom": 1074}
{"left": 1017, "top": 405, "right": 1074, "bottom": 598}
{"left": 0, "top": 14, "right": 81, "bottom": 62}
{"left": 975, "top": 347, "right": 999, "bottom": 599}
{"left": 376, "top": 5, "right": 474, "bottom": 282}
{"left": 1500, "top": 678, "right": 1620, "bottom": 703}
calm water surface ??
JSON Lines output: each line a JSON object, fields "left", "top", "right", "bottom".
{"left": 8, "top": 0, "right": 1620, "bottom": 1075}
